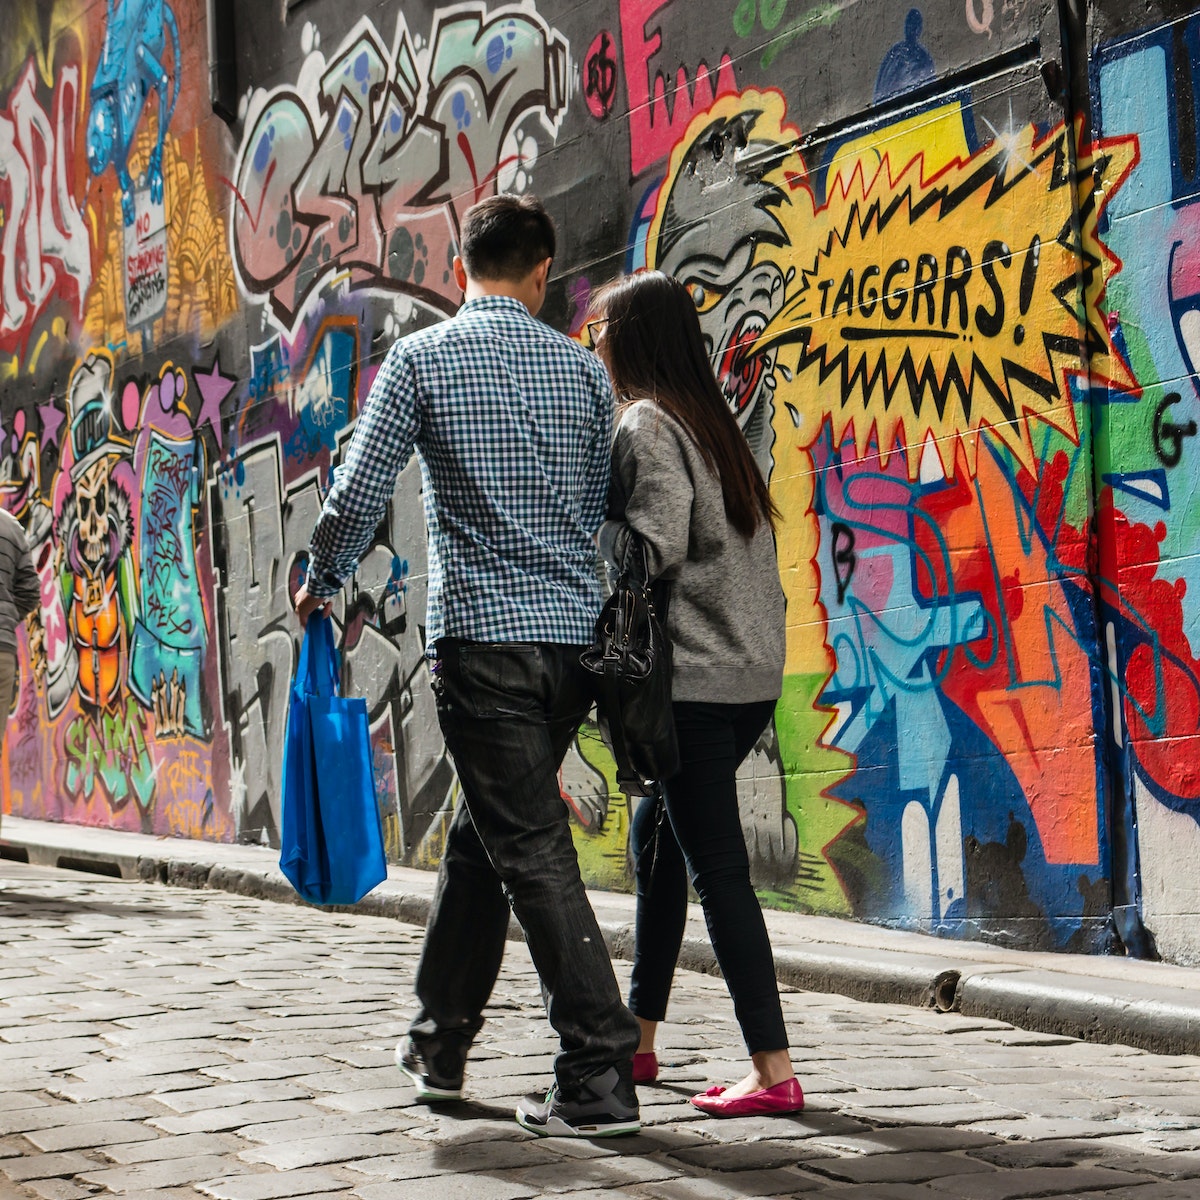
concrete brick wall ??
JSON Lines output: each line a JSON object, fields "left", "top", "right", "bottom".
{"left": 2, "top": 0, "right": 1198, "bottom": 961}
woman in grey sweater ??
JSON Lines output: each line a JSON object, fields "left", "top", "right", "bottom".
{"left": 590, "top": 272, "right": 802, "bottom": 1118}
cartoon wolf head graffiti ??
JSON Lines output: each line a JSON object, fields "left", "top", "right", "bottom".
{"left": 648, "top": 92, "right": 799, "bottom": 476}
{"left": 87, "top": 0, "right": 180, "bottom": 225}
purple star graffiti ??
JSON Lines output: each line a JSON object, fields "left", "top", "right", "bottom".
{"left": 192, "top": 358, "right": 237, "bottom": 449}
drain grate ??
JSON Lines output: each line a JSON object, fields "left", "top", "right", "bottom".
{"left": 55, "top": 855, "right": 123, "bottom": 878}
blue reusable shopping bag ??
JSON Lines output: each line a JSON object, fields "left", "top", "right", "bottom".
{"left": 280, "top": 613, "right": 387, "bottom": 905}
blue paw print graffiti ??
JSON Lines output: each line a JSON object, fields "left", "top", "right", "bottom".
{"left": 385, "top": 556, "right": 410, "bottom": 600}
{"left": 87, "top": 0, "right": 181, "bottom": 227}
{"left": 337, "top": 106, "right": 354, "bottom": 151}
{"left": 486, "top": 20, "right": 518, "bottom": 74}
{"left": 387, "top": 227, "right": 429, "bottom": 285}
{"left": 451, "top": 91, "right": 472, "bottom": 131}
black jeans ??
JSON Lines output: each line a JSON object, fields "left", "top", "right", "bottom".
{"left": 628, "top": 698, "right": 787, "bottom": 1054}
{"left": 410, "top": 639, "right": 639, "bottom": 1088}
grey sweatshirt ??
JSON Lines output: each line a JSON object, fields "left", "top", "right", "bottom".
{"left": 598, "top": 400, "right": 785, "bottom": 704}
{"left": 0, "top": 508, "right": 39, "bottom": 654}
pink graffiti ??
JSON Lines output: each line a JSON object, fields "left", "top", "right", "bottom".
{"left": 621, "top": 0, "right": 738, "bottom": 177}
{"left": 33, "top": 528, "right": 67, "bottom": 670}
{"left": 0, "top": 62, "right": 92, "bottom": 344}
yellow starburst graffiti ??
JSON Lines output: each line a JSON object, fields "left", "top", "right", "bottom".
{"left": 648, "top": 90, "right": 1138, "bottom": 476}
{"left": 757, "top": 119, "right": 1139, "bottom": 474}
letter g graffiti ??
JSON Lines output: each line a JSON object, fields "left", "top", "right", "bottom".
{"left": 1153, "top": 392, "right": 1198, "bottom": 468}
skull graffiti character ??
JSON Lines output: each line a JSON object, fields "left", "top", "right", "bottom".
{"left": 56, "top": 355, "right": 137, "bottom": 713}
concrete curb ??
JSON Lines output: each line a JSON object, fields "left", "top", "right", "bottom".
{"left": 7, "top": 817, "right": 1200, "bottom": 1057}
{"left": 772, "top": 945, "right": 964, "bottom": 1012}
{"left": 955, "top": 969, "right": 1200, "bottom": 1056}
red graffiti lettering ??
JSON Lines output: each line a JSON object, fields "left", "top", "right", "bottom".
{"left": 621, "top": 0, "right": 738, "bottom": 176}
{"left": 0, "top": 62, "right": 92, "bottom": 345}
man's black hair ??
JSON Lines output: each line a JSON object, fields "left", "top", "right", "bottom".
{"left": 459, "top": 193, "right": 556, "bottom": 281}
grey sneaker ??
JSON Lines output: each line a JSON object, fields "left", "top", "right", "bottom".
{"left": 395, "top": 1034, "right": 466, "bottom": 1102}
{"left": 515, "top": 1065, "right": 640, "bottom": 1137}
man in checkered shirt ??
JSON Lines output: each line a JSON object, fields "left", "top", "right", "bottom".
{"left": 295, "top": 195, "right": 641, "bottom": 1138}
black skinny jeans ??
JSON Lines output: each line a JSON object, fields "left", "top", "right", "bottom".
{"left": 628, "top": 698, "right": 788, "bottom": 1054}
{"left": 411, "top": 639, "right": 639, "bottom": 1088}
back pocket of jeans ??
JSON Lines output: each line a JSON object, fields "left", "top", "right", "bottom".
{"left": 456, "top": 644, "right": 542, "bottom": 718}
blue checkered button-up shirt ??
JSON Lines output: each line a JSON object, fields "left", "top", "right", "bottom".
{"left": 306, "top": 295, "right": 615, "bottom": 651}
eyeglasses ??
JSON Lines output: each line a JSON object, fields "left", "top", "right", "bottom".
{"left": 585, "top": 319, "right": 608, "bottom": 347}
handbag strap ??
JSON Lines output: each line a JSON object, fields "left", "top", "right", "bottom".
{"left": 300, "top": 613, "right": 340, "bottom": 697}
{"left": 620, "top": 533, "right": 669, "bottom": 625}
{"left": 600, "top": 577, "right": 649, "bottom": 792}
{"left": 618, "top": 532, "right": 651, "bottom": 588}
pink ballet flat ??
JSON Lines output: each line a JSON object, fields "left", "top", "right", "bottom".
{"left": 690, "top": 1076, "right": 805, "bottom": 1117}
{"left": 633, "top": 1052, "right": 659, "bottom": 1084}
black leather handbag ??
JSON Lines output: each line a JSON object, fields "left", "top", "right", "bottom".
{"left": 581, "top": 538, "right": 679, "bottom": 795}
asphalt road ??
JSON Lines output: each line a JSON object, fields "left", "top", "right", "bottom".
{"left": 5, "top": 859, "right": 1200, "bottom": 1199}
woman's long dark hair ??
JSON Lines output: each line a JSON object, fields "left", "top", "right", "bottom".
{"left": 591, "top": 271, "right": 779, "bottom": 537}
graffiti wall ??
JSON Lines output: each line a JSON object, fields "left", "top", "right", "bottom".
{"left": 1087, "top": 3, "right": 1200, "bottom": 963}
{"left": 4, "top": 0, "right": 1200, "bottom": 961}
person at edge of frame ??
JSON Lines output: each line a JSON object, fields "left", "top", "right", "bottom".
{"left": 0, "top": 505, "right": 39, "bottom": 838}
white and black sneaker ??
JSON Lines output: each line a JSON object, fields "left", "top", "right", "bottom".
{"left": 515, "top": 1065, "right": 640, "bottom": 1137}
{"left": 395, "top": 1034, "right": 466, "bottom": 1102}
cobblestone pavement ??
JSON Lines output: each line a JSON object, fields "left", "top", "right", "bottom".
{"left": 6, "top": 862, "right": 1200, "bottom": 1200}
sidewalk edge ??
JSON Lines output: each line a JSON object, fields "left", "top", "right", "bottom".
{"left": 5, "top": 822, "right": 1200, "bottom": 1057}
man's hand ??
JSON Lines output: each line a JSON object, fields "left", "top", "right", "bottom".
{"left": 293, "top": 582, "right": 333, "bottom": 626}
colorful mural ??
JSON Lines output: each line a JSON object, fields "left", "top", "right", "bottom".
{"left": 5, "top": 0, "right": 1200, "bottom": 963}
{"left": 1089, "top": 11, "right": 1200, "bottom": 963}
